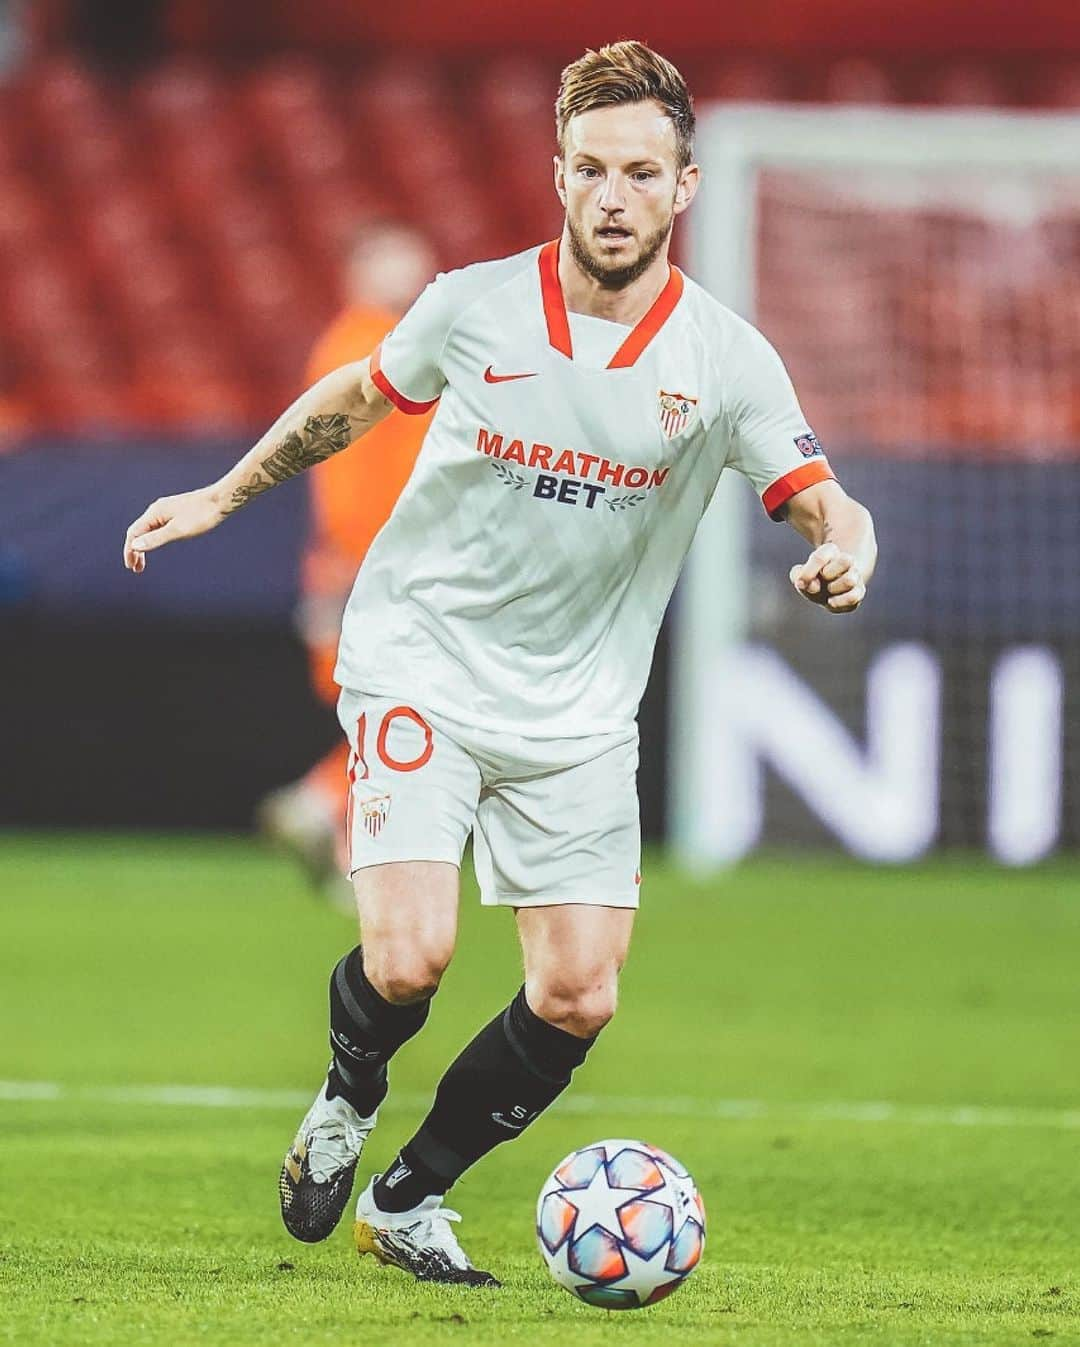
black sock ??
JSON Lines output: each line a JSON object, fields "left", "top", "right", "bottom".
{"left": 370, "top": 1143, "right": 448, "bottom": 1213}
{"left": 326, "top": 946, "right": 431, "bottom": 1117}
{"left": 372, "top": 987, "right": 597, "bottom": 1212}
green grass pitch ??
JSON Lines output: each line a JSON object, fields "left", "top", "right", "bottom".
{"left": 2, "top": 834, "right": 1079, "bottom": 1346}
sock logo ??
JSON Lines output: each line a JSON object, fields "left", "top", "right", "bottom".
{"left": 331, "top": 1029, "right": 382, "bottom": 1062}
{"left": 491, "top": 1104, "right": 539, "bottom": 1132}
{"left": 383, "top": 1162, "right": 412, "bottom": 1189}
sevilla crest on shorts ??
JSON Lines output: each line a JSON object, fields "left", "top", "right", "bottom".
{"left": 658, "top": 389, "right": 698, "bottom": 439}
{"left": 360, "top": 793, "right": 391, "bottom": 839}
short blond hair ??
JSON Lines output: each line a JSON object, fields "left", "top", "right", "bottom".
{"left": 556, "top": 40, "right": 695, "bottom": 171}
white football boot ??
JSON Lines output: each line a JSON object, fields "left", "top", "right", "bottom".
{"left": 279, "top": 1076, "right": 377, "bottom": 1242}
{"left": 353, "top": 1176, "right": 500, "bottom": 1286}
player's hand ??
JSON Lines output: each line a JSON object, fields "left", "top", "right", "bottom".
{"left": 123, "top": 487, "right": 225, "bottom": 573}
{"left": 789, "top": 542, "right": 866, "bottom": 614}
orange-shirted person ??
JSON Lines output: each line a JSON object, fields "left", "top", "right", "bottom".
{"left": 258, "top": 223, "right": 437, "bottom": 901}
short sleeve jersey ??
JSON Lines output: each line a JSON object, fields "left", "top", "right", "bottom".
{"left": 335, "top": 240, "right": 835, "bottom": 739}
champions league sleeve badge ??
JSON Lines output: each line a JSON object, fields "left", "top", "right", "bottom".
{"left": 658, "top": 390, "right": 699, "bottom": 439}
{"left": 794, "top": 432, "right": 825, "bottom": 457}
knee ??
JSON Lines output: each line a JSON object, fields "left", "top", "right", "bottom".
{"left": 527, "top": 972, "right": 618, "bottom": 1039}
{"left": 363, "top": 943, "right": 450, "bottom": 1005}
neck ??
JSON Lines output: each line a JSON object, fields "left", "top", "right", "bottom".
{"left": 557, "top": 225, "right": 672, "bottom": 326}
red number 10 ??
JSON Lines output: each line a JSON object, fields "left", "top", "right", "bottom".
{"left": 352, "top": 705, "right": 434, "bottom": 782}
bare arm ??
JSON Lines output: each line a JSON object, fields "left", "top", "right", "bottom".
{"left": 123, "top": 358, "right": 393, "bottom": 572}
{"left": 781, "top": 479, "right": 877, "bottom": 614}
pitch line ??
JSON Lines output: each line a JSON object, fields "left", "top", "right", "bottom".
{"left": 0, "top": 1080, "right": 1077, "bottom": 1131}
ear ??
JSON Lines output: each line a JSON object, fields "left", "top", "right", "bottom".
{"left": 672, "top": 163, "right": 700, "bottom": 217}
{"left": 553, "top": 154, "right": 567, "bottom": 207}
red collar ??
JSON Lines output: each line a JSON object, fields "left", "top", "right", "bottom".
{"left": 538, "top": 239, "right": 684, "bottom": 369}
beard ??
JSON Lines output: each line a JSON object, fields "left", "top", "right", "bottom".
{"left": 565, "top": 211, "right": 674, "bottom": 290}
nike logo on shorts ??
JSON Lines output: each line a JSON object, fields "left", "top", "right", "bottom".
{"left": 484, "top": 365, "right": 537, "bottom": 384}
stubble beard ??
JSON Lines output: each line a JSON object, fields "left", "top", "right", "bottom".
{"left": 566, "top": 211, "right": 674, "bottom": 290}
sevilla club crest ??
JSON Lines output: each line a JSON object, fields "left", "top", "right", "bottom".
{"left": 658, "top": 389, "right": 698, "bottom": 439}
{"left": 360, "top": 793, "right": 391, "bottom": 839}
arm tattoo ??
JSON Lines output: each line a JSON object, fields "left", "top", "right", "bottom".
{"left": 222, "top": 414, "right": 359, "bottom": 515}
{"left": 224, "top": 471, "right": 271, "bottom": 514}
{"left": 262, "top": 413, "right": 357, "bottom": 482}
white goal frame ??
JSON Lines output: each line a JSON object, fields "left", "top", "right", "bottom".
{"left": 672, "top": 105, "right": 1080, "bottom": 868}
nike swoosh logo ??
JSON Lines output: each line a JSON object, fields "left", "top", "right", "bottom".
{"left": 484, "top": 366, "right": 538, "bottom": 384}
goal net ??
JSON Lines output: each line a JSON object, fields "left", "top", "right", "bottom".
{"left": 673, "top": 106, "right": 1080, "bottom": 867}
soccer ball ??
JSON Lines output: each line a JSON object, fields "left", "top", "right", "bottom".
{"left": 536, "top": 1139, "right": 705, "bottom": 1309}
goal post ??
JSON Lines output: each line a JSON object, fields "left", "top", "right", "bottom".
{"left": 673, "top": 105, "right": 1080, "bottom": 867}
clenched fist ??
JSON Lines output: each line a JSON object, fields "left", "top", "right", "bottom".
{"left": 789, "top": 542, "right": 866, "bottom": 614}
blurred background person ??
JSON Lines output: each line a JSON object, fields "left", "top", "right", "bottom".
{"left": 257, "top": 221, "right": 437, "bottom": 903}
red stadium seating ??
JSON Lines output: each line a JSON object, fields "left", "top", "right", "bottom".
{"left": 0, "top": 49, "right": 1074, "bottom": 435}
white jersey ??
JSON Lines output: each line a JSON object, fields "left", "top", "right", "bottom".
{"left": 335, "top": 240, "right": 835, "bottom": 740}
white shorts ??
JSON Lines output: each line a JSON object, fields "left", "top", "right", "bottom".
{"left": 337, "top": 688, "right": 641, "bottom": 908}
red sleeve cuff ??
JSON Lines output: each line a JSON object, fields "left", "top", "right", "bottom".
{"left": 762, "top": 460, "right": 836, "bottom": 520}
{"left": 369, "top": 342, "right": 440, "bottom": 415}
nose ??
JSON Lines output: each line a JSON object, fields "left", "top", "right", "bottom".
{"left": 597, "top": 172, "right": 627, "bottom": 214}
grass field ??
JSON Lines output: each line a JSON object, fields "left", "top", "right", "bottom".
{"left": 2, "top": 834, "right": 1079, "bottom": 1346}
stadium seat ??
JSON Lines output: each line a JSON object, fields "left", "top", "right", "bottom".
{"left": 698, "top": 60, "right": 794, "bottom": 103}
{"left": 0, "top": 104, "right": 27, "bottom": 176}
{"left": 920, "top": 63, "right": 1011, "bottom": 107}
{"left": 56, "top": 128, "right": 134, "bottom": 188}
{"left": 22, "top": 316, "right": 131, "bottom": 431}
{"left": 0, "top": 177, "right": 52, "bottom": 249}
{"left": 132, "top": 59, "right": 224, "bottom": 123}
{"left": 194, "top": 189, "right": 289, "bottom": 256}
{"left": 353, "top": 56, "right": 447, "bottom": 119}
{"left": 132, "top": 333, "right": 252, "bottom": 430}
{"left": 4, "top": 257, "right": 91, "bottom": 333}
{"left": 108, "top": 246, "right": 202, "bottom": 326}
{"left": 26, "top": 55, "right": 109, "bottom": 122}
{"left": 820, "top": 58, "right": 900, "bottom": 105}
{"left": 245, "top": 57, "right": 330, "bottom": 118}
{"left": 78, "top": 189, "right": 165, "bottom": 271}
{"left": 1038, "top": 64, "right": 1080, "bottom": 108}
{"left": 295, "top": 187, "right": 396, "bottom": 271}
{"left": 472, "top": 54, "right": 555, "bottom": 125}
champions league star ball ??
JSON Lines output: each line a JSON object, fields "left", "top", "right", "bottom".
{"left": 536, "top": 1139, "right": 705, "bottom": 1309}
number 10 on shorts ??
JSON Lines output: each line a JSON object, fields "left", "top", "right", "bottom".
{"left": 346, "top": 705, "right": 435, "bottom": 849}
{"left": 350, "top": 705, "right": 435, "bottom": 782}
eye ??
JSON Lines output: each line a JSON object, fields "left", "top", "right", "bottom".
{"left": 632, "top": 171, "right": 655, "bottom": 183}
{"left": 578, "top": 166, "right": 600, "bottom": 179}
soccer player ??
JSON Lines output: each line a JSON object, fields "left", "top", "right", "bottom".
{"left": 256, "top": 222, "right": 436, "bottom": 903}
{"left": 123, "top": 41, "right": 877, "bottom": 1286}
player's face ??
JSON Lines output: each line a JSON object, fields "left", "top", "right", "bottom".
{"left": 556, "top": 100, "right": 699, "bottom": 289}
